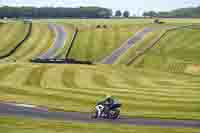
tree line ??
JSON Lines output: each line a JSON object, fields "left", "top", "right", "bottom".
{"left": 0, "top": 6, "right": 112, "bottom": 18}
{"left": 115, "top": 10, "right": 130, "bottom": 17}
{"left": 143, "top": 6, "right": 200, "bottom": 18}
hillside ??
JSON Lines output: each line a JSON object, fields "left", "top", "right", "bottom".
{"left": 1, "top": 19, "right": 200, "bottom": 132}
{"left": 115, "top": 29, "right": 164, "bottom": 64}
{"left": 4, "top": 23, "right": 55, "bottom": 61}
{"left": 0, "top": 22, "right": 29, "bottom": 57}
{"left": 0, "top": 63, "right": 200, "bottom": 120}
{"left": 131, "top": 26, "right": 200, "bottom": 75}
{"left": 69, "top": 24, "right": 146, "bottom": 62}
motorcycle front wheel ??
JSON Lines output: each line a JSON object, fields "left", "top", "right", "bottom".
{"left": 110, "top": 109, "right": 120, "bottom": 120}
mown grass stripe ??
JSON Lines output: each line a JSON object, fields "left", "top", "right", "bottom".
{"left": 62, "top": 67, "right": 79, "bottom": 88}
{"left": 24, "top": 65, "right": 49, "bottom": 87}
{"left": 0, "top": 65, "right": 18, "bottom": 80}
{"left": 40, "top": 66, "right": 65, "bottom": 89}
{"left": 1, "top": 67, "right": 33, "bottom": 86}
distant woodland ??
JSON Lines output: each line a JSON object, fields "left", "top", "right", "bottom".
{"left": 0, "top": 6, "right": 112, "bottom": 18}
{"left": 143, "top": 6, "right": 200, "bottom": 18}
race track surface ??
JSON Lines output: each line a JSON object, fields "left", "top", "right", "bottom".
{"left": 101, "top": 28, "right": 153, "bottom": 64}
{"left": 1, "top": 102, "right": 200, "bottom": 128}
{"left": 101, "top": 25, "right": 178, "bottom": 64}
{"left": 38, "top": 24, "right": 67, "bottom": 59}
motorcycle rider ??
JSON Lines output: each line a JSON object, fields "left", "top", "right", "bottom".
{"left": 96, "top": 95, "right": 116, "bottom": 117}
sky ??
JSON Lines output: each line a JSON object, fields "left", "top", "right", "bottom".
{"left": 1, "top": 0, "right": 200, "bottom": 15}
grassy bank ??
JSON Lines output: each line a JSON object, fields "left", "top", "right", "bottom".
{"left": 132, "top": 26, "right": 200, "bottom": 74}
{"left": 69, "top": 24, "right": 147, "bottom": 62}
{"left": 115, "top": 29, "right": 164, "bottom": 64}
{"left": 1, "top": 19, "right": 200, "bottom": 131}
{"left": 5, "top": 23, "right": 55, "bottom": 61}
{"left": 0, "top": 22, "right": 29, "bottom": 57}
{"left": 0, "top": 63, "right": 200, "bottom": 120}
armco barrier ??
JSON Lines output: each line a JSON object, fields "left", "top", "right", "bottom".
{"left": 31, "top": 58, "right": 92, "bottom": 65}
{"left": 65, "top": 28, "right": 79, "bottom": 58}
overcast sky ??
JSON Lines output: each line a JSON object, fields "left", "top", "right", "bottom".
{"left": 1, "top": 0, "right": 200, "bottom": 15}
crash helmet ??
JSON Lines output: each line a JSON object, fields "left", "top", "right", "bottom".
{"left": 105, "top": 94, "right": 113, "bottom": 102}
{"left": 105, "top": 94, "right": 112, "bottom": 99}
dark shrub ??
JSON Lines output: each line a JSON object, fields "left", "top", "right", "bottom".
{"left": 154, "top": 19, "right": 165, "bottom": 24}
{"left": 103, "top": 25, "right": 107, "bottom": 28}
{"left": 96, "top": 25, "right": 101, "bottom": 28}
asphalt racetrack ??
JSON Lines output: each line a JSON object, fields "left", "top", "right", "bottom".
{"left": 0, "top": 102, "right": 200, "bottom": 128}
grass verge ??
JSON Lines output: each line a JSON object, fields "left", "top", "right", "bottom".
{"left": 0, "top": 116, "right": 200, "bottom": 133}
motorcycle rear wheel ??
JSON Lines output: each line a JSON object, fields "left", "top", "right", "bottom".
{"left": 91, "top": 109, "right": 98, "bottom": 119}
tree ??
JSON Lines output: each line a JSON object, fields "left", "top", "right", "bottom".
{"left": 148, "top": 11, "right": 158, "bottom": 17}
{"left": 115, "top": 10, "right": 122, "bottom": 17}
{"left": 97, "top": 8, "right": 112, "bottom": 18}
{"left": 123, "top": 11, "right": 130, "bottom": 18}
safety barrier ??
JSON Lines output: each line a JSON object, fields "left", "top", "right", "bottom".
{"left": 65, "top": 28, "right": 79, "bottom": 58}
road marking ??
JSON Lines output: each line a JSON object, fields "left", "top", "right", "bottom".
{"left": 13, "top": 104, "right": 36, "bottom": 108}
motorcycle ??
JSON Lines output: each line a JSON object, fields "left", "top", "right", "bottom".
{"left": 91, "top": 103, "right": 121, "bottom": 120}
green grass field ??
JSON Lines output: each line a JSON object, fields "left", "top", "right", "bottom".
{"left": 43, "top": 19, "right": 156, "bottom": 62}
{"left": 1, "top": 19, "right": 200, "bottom": 132}
{"left": 161, "top": 18, "right": 200, "bottom": 24}
{"left": 1, "top": 116, "right": 200, "bottom": 133}
{"left": 132, "top": 26, "right": 200, "bottom": 74}
{"left": 5, "top": 23, "right": 55, "bottom": 61}
{"left": 38, "top": 18, "right": 200, "bottom": 25}
{"left": 0, "top": 21, "right": 80, "bottom": 61}
{"left": 68, "top": 23, "right": 148, "bottom": 62}
{"left": 0, "top": 63, "right": 200, "bottom": 120}
{"left": 38, "top": 18, "right": 154, "bottom": 25}
{"left": 115, "top": 29, "right": 165, "bottom": 64}
{"left": 0, "top": 22, "right": 29, "bottom": 57}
